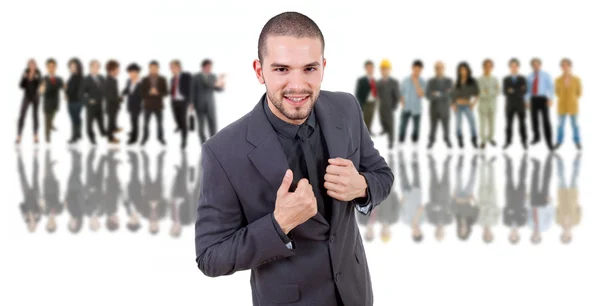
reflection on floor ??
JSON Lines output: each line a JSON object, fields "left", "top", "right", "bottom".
{"left": 15, "top": 148, "right": 582, "bottom": 246}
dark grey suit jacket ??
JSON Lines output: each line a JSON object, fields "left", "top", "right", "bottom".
{"left": 195, "top": 90, "right": 393, "bottom": 306}
{"left": 191, "top": 72, "right": 222, "bottom": 112}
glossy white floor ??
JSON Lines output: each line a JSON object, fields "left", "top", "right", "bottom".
{"left": 3, "top": 129, "right": 598, "bottom": 305}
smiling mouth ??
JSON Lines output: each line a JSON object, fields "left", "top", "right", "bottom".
{"left": 284, "top": 95, "right": 310, "bottom": 105}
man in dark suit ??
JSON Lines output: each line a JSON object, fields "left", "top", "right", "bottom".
{"left": 354, "top": 60, "right": 377, "bottom": 134}
{"left": 81, "top": 60, "right": 106, "bottom": 145}
{"left": 169, "top": 60, "right": 192, "bottom": 149}
{"left": 194, "top": 12, "right": 393, "bottom": 306}
{"left": 104, "top": 60, "right": 122, "bottom": 144}
{"left": 502, "top": 58, "right": 528, "bottom": 150}
{"left": 122, "top": 63, "right": 143, "bottom": 145}
{"left": 40, "top": 58, "right": 64, "bottom": 143}
{"left": 191, "top": 58, "right": 225, "bottom": 144}
{"left": 140, "top": 60, "right": 168, "bottom": 146}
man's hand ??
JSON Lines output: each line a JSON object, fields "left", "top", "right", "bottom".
{"left": 451, "top": 104, "right": 457, "bottom": 112}
{"left": 547, "top": 100, "right": 552, "bottom": 107}
{"left": 324, "top": 158, "right": 367, "bottom": 202}
{"left": 273, "top": 170, "right": 317, "bottom": 234}
{"left": 150, "top": 87, "right": 158, "bottom": 95}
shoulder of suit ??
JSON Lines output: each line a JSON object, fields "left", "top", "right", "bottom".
{"left": 319, "top": 90, "right": 360, "bottom": 114}
{"left": 203, "top": 112, "right": 252, "bottom": 155}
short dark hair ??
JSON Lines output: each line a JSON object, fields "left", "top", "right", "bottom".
{"left": 149, "top": 60, "right": 159, "bottom": 67}
{"left": 106, "top": 60, "right": 119, "bottom": 73}
{"left": 364, "top": 60, "right": 374, "bottom": 67}
{"left": 560, "top": 58, "right": 572, "bottom": 67}
{"left": 531, "top": 57, "right": 542, "bottom": 66}
{"left": 509, "top": 58, "right": 520, "bottom": 66}
{"left": 257, "top": 11, "right": 324, "bottom": 63}
{"left": 46, "top": 58, "right": 56, "bottom": 66}
{"left": 170, "top": 59, "right": 181, "bottom": 68}
{"left": 126, "top": 63, "right": 141, "bottom": 72}
{"left": 483, "top": 58, "right": 494, "bottom": 66}
{"left": 201, "top": 59, "right": 212, "bottom": 68}
{"left": 412, "top": 59, "right": 423, "bottom": 68}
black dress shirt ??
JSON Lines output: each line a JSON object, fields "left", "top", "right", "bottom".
{"left": 263, "top": 98, "right": 370, "bottom": 246}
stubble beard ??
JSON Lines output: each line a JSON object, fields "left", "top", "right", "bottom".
{"left": 267, "top": 87, "right": 319, "bottom": 122}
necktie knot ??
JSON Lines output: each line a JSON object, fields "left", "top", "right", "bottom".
{"left": 296, "top": 123, "right": 314, "bottom": 141}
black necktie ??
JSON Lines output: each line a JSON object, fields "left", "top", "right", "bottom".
{"left": 296, "top": 124, "right": 325, "bottom": 218}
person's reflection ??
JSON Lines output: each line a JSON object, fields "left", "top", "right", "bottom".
{"left": 376, "top": 153, "right": 400, "bottom": 243}
{"left": 425, "top": 154, "right": 453, "bottom": 242}
{"left": 17, "top": 148, "right": 41, "bottom": 233}
{"left": 555, "top": 153, "right": 581, "bottom": 244}
{"left": 42, "top": 149, "right": 62, "bottom": 233}
{"left": 84, "top": 148, "right": 106, "bottom": 232}
{"left": 398, "top": 151, "right": 423, "bottom": 243}
{"left": 142, "top": 150, "right": 167, "bottom": 235}
{"left": 477, "top": 155, "right": 499, "bottom": 244}
{"left": 65, "top": 148, "right": 84, "bottom": 234}
{"left": 503, "top": 153, "right": 527, "bottom": 244}
{"left": 124, "top": 151, "right": 142, "bottom": 233}
{"left": 104, "top": 149, "right": 122, "bottom": 232}
{"left": 528, "top": 153, "right": 554, "bottom": 245}
{"left": 170, "top": 150, "right": 191, "bottom": 238}
{"left": 451, "top": 155, "right": 479, "bottom": 241}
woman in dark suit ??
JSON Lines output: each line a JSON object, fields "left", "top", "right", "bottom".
{"left": 16, "top": 59, "right": 42, "bottom": 144}
{"left": 65, "top": 58, "right": 85, "bottom": 144}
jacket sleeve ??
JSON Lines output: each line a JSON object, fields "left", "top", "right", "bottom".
{"left": 349, "top": 93, "right": 393, "bottom": 214}
{"left": 194, "top": 145, "right": 296, "bottom": 277}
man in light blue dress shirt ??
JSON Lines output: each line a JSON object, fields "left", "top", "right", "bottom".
{"left": 526, "top": 58, "right": 555, "bottom": 151}
{"left": 399, "top": 60, "right": 426, "bottom": 145}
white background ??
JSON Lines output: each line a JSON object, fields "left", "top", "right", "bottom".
{"left": 1, "top": 0, "right": 600, "bottom": 305}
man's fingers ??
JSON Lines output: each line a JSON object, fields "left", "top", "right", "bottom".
{"left": 324, "top": 181, "right": 345, "bottom": 193}
{"left": 328, "top": 158, "right": 352, "bottom": 167}
{"left": 326, "top": 164, "right": 347, "bottom": 176}
{"left": 324, "top": 173, "right": 344, "bottom": 185}
{"left": 277, "top": 169, "right": 293, "bottom": 197}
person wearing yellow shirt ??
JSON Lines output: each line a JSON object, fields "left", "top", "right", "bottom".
{"left": 554, "top": 58, "right": 582, "bottom": 150}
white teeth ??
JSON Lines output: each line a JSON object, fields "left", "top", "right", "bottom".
{"left": 286, "top": 96, "right": 307, "bottom": 102}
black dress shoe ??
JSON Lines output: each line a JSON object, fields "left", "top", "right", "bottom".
{"left": 427, "top": 142, "right": 434, "bottom": 150}
{"left": 480, "top": 143, "right": 486, "bottom": 149}
{"left": 530, "top": 138, "right": 540, "bottom": 145}
{"left": 503, "top": 143, "right": 510, "bottom": 150}
{"left": 159, "top": 139, "right": 166, "bottom": 146}
{"left": 489, "top": 140, "right": 496, "bottom": 147}
{"left": 444, "top": 139, "right": 452, "bottom": 149}
{"left": 522, "top": 142, "right": 528, "bottom": 150}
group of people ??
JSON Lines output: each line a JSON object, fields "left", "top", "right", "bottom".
{"left": 16, "top": 58, "right": 226, "bottom": 149}
{"left": 17, "top": 148, "right": 199, "bottom": 236}
{"left": 357, "top": 152, "right": 581, "bottom": 245}
{"left": 355, "top": 57, "right": 582, "bottom": 151}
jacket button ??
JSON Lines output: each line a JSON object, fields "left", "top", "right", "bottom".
{"left": 335, "top": 273, "right": 341, "bottom": 282}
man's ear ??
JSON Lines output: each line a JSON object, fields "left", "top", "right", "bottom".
{"left": 253, "top": 59, "right": 265, "bottom": 84}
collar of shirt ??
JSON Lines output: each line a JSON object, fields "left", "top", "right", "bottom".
{"left": 263, "top": 96, "right": 316, "bottom": 139}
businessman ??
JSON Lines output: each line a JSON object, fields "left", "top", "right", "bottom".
{"left": 140, "top": 60, "right": 168, "bottom": 146}
{"left": 39, "top": 58, "right": 64, "bottom": 143}
{"left": 105, "top": 60, "right": 122, "bottom": 144}
{"left": 502, "top": 58, "right": 528, "bottom": 150}
{"left": 354, "top": 60, "right": 377, "bottom": 134}
{"left": 425, "top": 61, "right": 453, "bottom": 149}
{"left": 526, "top": 57, "right": 554, "bottom": 151}
{"left": 194, "top": 12, "right": 393, "bottom": 306}
{"left": 191, "top": 59, "right": 225, "bottom": 144}
{"left": 169, "top": 60, "right": 193, "bottom": 149}
{"left": 122, "top": 63, "right": 143, "bottom": 144}
{"left": 81, "top": 60, "right": 106, "bottom": 145}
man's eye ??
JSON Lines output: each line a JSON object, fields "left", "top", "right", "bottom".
{"left": 274, "top": 68, "right": 287, "bottom": 72}
{"left": 306, "top": 67, "right": 316, "bottom": 72}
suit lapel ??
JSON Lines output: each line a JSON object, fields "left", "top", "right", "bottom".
{"left": 314, "top": 95, "right": 350, "bottom": 231}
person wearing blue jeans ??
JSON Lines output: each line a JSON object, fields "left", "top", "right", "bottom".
{"left": 554, "top": 58, "right": 582, "bottom": 150}
{"left": 398, "top": 60, "right": 426, "bottom": 145}
{"left": 451, "top": 62, "right": 480, "bottom": 148}
{"left": 65, "top": 58, "right": 85, "bottom": 144}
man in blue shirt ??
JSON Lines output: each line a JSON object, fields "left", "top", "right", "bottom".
{"left": 399, "top": 60, "right": 426, "bottom": 146}
{"left": 526, "top": 58, "right": 555, "bottom": 151}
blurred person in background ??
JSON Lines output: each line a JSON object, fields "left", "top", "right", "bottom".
{"left": 81, "top": 59, "right": 107, "bottom": 145}
{"left": 528, "top": 154, "right": 554, "bottom": 245}
{"left": 65, "top": 58, "right": 85, "bottom": 144}
{"left": 398, "top": 60, "right": 426, "bottom": 147}
{"left": 122, "top": 63, "right": 143, "bottom": 145}
{"left": 553, "top": 58, "right": 582, "bottom": 150}
{"left": 42, "top": 149, "right": 62, "bottom": 234}
{"left": 16, "top": 59, "right": 42, "bottom": 144}
{"left": 451, "top": 155, "right": 479, "bottom": 241}
{"left": 451, "top": 62, "right": 479, "bottom": 149}
{"left": 39, "top": 58, "right": 64, "bottom": 143}
{"left": 477, "top": 58, "right": 500, "bottom": 149}
{"left": 354, "top": 60, "right": 377, "bottom": 134}
{"left": 425, "top": 61, "right": 453, "bottom": 149}
{"left": 477, "top": 155, "right": 499, "bottom": 244}
{"left": 17, "top": 148, "right": 41, "bottom": 232}
{"left": 169, "top": 59, "right": 193, "bottom": 149}
{"left": 105, "top": 60, "right": 122, "bottom": 144}
{"left": 377, "top": 153, "right": 400, "bottom": 244}
{"left": 526, "top": 57, "right": 554, "bottom": 151}
{"left": 191, "top": 58, "right": 225, "bottom": 144}
{"left": 376, "top": 58, "right": 401, "bottom": 149}
{"left": 140, "top": 60, "right": 168, "bottom": 146}
{"left": 502, "top": 58, "right": 528, "bottom": 150}
{"left": 398, "top": 151, "right": 424, "bottom": 243}
{"left": 425, "top": 154, "right": 453, "bottom": 242}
